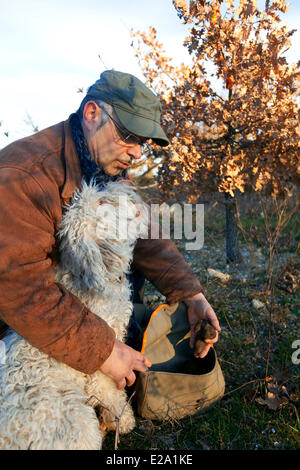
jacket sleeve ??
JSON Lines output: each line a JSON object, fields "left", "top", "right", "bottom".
{"left": 132, "top": 226, "right": 204, "bottom": 305}
{"left": 0, "top": 167, "right": 115, "bottom": 374}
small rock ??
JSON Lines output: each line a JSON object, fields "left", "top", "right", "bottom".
{"left": 252, "top": 299, "right": 265, "bottom": 309}
{"left": 207, "top": 268, "right": 231, "bottom": 282}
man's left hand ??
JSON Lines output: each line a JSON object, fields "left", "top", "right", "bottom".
{"left": 184, "top": 292, "right": 221, "bottom": 359}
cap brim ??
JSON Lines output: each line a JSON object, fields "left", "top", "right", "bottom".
{"left": 114, "top": 106, "right": 170, "bottom": 147}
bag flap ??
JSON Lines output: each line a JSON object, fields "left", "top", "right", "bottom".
{"left": 141, "top": 302, "right": 196, "bottom": 372}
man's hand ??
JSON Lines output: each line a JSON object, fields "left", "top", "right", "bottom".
{"left": 99, "top": 339, "right": 151, "bottom": 390}
{"left": 184, "top": 292, "right": 221, "bottom": 359}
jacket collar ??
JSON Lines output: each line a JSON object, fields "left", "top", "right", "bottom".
{"left": 61, "top": 115, "right": 83, "bottom": 200}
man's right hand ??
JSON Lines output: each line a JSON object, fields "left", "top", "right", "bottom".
{"left": 99, "top": 339, "right": 151, "bottom": 390}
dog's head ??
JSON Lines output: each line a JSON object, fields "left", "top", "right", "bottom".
{"left": 57, "top": 180, "right": 149, "bottom": 292}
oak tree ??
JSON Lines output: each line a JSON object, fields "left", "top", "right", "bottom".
{"left": 131, "top": 0, "right": 300, "bottom": 261}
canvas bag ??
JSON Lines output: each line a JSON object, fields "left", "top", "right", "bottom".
{"left": 134, "top": 302, "right": 225, "bottom": 420}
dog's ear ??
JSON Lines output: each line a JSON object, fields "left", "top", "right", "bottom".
{"left": 57, "top": 185, "right": 110, "bottom": 292}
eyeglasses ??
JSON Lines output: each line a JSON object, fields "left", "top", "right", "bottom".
{"left": 101, "top": 108, "right": 147, "bottom": 147}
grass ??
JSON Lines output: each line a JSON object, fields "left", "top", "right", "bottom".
{"left": 102, "top": 190, "right": 300, "bottom": 451}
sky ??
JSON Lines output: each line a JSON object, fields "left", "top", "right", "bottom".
{"left": 0, "top": 0, "right": 299, "bottom": 149}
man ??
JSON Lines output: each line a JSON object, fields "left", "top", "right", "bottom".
{"left": 0, "top": 70, "right": 220, "bottom": 391}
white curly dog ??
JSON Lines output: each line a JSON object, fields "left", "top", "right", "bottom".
{"left": 0, "top": 180, "right": 149, "bottom": 450}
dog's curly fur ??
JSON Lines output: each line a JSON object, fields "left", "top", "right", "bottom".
{"left": 0, "top": 180, "right": 149, "bottom": 450}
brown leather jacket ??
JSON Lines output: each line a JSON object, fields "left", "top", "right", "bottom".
{"left": 0, "top": 116, "right": 203, "bottom": 374}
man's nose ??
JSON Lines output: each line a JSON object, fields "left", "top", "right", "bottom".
{"left": 127, "top": 143, "right": 142, "bottom": 160}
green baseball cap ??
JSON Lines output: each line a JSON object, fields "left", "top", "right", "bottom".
{"left": 85, "top": 70, "right": 169, "bottom": 147}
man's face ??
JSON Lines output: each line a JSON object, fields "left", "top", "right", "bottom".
{"left": 83, "top": 103, "right": 145, "bottom": 176}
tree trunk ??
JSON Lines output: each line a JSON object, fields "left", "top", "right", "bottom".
{"left": 225, "top": 193, "right": 242, "bottom": 263}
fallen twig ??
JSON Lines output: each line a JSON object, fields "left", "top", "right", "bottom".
{"left": 115, "top": 391, "right": 136, "bottom": 450}
{"left": 222, "top": 378, "right": 265, "bottom": 398}
{"left": 86, "top": 391, "right": 136, "bottom": 451}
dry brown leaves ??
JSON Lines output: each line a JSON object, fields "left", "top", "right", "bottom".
{"left": 256, "top": 376, "right": 292, "bottom": 411}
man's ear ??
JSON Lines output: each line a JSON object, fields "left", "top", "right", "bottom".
{"left": 82, "top": 101, "right": 102, "bottom": 131}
